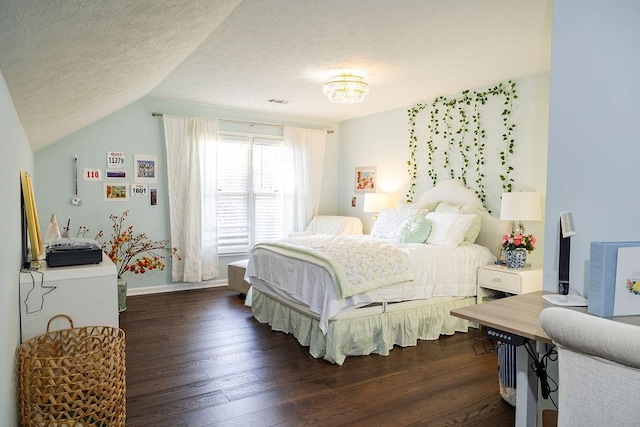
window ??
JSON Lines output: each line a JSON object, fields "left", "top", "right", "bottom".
{"left": 216, "top": 133, "right": 284, "bottom": 254}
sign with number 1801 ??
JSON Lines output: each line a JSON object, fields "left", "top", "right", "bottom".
{"left": 131, "top": 184, "right": 148, "bottom": 197}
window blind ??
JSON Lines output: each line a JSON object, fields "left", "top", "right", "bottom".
{"left": 216, "top": 134, "right": 284, "bottom": 254}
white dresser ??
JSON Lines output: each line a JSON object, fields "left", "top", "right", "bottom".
{"left": 19, "top": 253, "right": 118, "bottom": 342}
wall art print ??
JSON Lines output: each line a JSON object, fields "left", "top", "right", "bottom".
{"left": 134, "top": 154, "right": 158, "bottom": 184}
{"left": 104, "top": 183, "right": 129, "bottom": 201}
{"left": 614, "top": 246, "right": 640, "bottom": 316}
{"left": 355, "top": 166, "right": 376, "bottom": 193}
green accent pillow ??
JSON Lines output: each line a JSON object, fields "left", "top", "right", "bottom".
{"left": 396, "top": 215, "right": 432, "bottom": 243}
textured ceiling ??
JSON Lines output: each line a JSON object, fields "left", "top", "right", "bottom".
{"left": 0, "top": 0, "right": 552, "bottom": 151}
{"left": 0, "top": 0, "right": 242, "bottom": 151}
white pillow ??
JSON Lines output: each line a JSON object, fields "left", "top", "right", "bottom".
{"left": 370, "top": 208, "right": 428, "bottom": 239}
{"left": 435, "top": 202, "right": 485, "bottom": 244}
{"left": 396, "top": 200, "right": 440, "bottom": 212}
{"left": 425, "top": 212, "right": 477, "bottom": 247}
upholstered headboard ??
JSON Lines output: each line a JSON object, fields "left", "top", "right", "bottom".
{"left": 416, "top": 179, "right": 512, "bottom": 257}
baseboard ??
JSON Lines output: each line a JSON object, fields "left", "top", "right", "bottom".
{"left": 126, "top": 279, "right": 228, "bottom": 296}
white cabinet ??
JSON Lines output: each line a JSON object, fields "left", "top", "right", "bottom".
{"left": 19, "top": 253, "right": 118, "bottom": 342}
{"left": 477, "top": 264, "right": 543, "bottom": 304}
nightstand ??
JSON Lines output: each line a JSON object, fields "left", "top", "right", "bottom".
{"left": 476, "top": 264, "right": 543, "bottom": 304}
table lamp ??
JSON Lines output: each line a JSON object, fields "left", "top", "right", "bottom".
{"left": 499, "top": 192, "right": 542, "bottom": 235}
{"left": 363, "top": 193, "right": 391, "bottom": 221}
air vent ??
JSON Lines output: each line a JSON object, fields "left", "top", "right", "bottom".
{"left": 268, "top": 99, "right": 289, "bottom": 104}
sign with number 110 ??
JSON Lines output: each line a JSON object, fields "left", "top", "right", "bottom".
{"left": 84, "top": 168, "right": 102, "bottom": 181}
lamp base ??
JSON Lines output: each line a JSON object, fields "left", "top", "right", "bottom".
{"left": 513, "top": 221, "right": 526, "bottom": 235}
{"left": 542, "top": 293, "right": 587, "bottom": 307}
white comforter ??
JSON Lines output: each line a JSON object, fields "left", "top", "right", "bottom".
{"left": 252, "top": 235, "right": 413, "bottom": 298}
{"left": 246, "top": 236, "right": 496, "bottom": 334}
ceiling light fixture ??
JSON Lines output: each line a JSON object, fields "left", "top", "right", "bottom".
{"left": 323, "top": 73, "right": 369, "bottom": 104}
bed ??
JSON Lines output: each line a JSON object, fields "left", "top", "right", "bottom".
{"left": 245, "top": 179, "right": 512, "bottom": 364}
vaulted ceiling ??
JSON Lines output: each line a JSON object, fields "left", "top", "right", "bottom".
{"left": 0, "top": 0, "right": 552, "bottom": 151}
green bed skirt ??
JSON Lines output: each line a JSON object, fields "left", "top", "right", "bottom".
{"left": 251, "top": 289, "right": 476, "bottom": 365}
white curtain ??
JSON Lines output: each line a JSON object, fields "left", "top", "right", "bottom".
{"left": 163, "top": 115, "right": 218, "bottom": 282}
{"left": 283, "top": 126, "right": 327, "bottom": 234}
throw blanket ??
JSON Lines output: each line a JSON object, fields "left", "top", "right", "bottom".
{"left": 252, "top": 235, "right": 413, "bottom": 299}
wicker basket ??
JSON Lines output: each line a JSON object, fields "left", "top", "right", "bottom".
{"left": 18, "top": 314, "right": 126, "bottom": 427}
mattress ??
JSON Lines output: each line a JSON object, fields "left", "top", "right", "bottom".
{"left": 246, "top": 237, "right": 495, "bottom": 333}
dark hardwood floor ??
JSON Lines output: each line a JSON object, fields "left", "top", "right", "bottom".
{"left": 119, "top": 287, "right": 514, "bottom": 427}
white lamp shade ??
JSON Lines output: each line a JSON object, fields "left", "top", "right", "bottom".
{"left": 363, "top": 193, "right": 391, "bottom": 213}
{"left": 500, "top": 192, "right": 542, "bottom": 221}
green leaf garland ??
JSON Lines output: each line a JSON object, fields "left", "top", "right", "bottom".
{"left": 406, "top": 80, "right": 518, "bottom": 205}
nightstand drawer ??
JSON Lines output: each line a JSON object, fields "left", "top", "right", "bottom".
{"left": 478, "top": 268, "right": 522, "bottom": 293}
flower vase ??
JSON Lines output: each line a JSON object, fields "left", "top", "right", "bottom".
{"left": 117, "top": 278, "right": 127, "bottom": 312}
{"left": 505, "top": 248, "right": 527, "bottom": 269}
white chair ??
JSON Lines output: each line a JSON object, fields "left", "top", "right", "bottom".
{"left": 540, "top": 307, "right": 640, "bottom": 427}
{"left": 300, "top": 215, "right": 363, "bottom": 236}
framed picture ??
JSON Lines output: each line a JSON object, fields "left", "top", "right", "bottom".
{"left": 355, "top": 166, "right": 377, "bottom": 193}
{"left": 134, "top": 154, "right": 158, "bottom": 184}
{"left": 106, "top": 170, "right": 127, "bottom": 179}
{"left": 150, "top": 188, "right": 158, "bottom": 206}
{"left": 104, "top": 183, "right": 129, "bottom": 201}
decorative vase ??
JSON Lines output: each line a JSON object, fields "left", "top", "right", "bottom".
{"left": 117, "top": 277, "right": 127, "bottom": 312}
{"left": 505, "top": 248, "right": 527, "bottom": 269}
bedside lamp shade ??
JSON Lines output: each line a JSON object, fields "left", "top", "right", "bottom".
{"left": 500, "top": 192, "right": 541, "bottom": 234}
{"left": 363, "top": 193, "right": 390, "bottom": 218}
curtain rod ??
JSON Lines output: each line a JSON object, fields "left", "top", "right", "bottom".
{"left": 151, "top": 112, "right": 334, "bottom": 134}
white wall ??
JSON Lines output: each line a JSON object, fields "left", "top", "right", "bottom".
{"left": 0, "top": 70, "right": 34, "bottom": 426}
{"left": 543, "top": 0, "right": 640, "bottom": 296}
{"left": 34, "top": 97, "right": 339, "bottom": 291}
{"left": 338, "top": 73, "right": 550, "bottom": 267}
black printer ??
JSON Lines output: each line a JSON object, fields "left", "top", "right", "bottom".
{"left": 46, "top": 239, "right": 103, "bottom": 267}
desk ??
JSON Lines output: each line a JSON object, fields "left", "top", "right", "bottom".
{"left": 451, "top": 291, "right": 572, "bottom": 427}
{"left": 451, "top": 290, "right": 562, "bottom": 344}
{"left": 452, "top": 291, "right": 640, "bottom": 426}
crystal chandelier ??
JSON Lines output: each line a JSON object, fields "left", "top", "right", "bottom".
{"left": 323, "top": 73, "right": 370, "bottom": 104}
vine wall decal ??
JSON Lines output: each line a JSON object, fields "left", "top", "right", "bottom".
{"left": 406, "top": 80, "right": 518, "bottom": 206}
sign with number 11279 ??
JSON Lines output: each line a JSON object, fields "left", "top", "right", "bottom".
{"left": 107, "top": 151, "right": 125, "bottom": 169}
